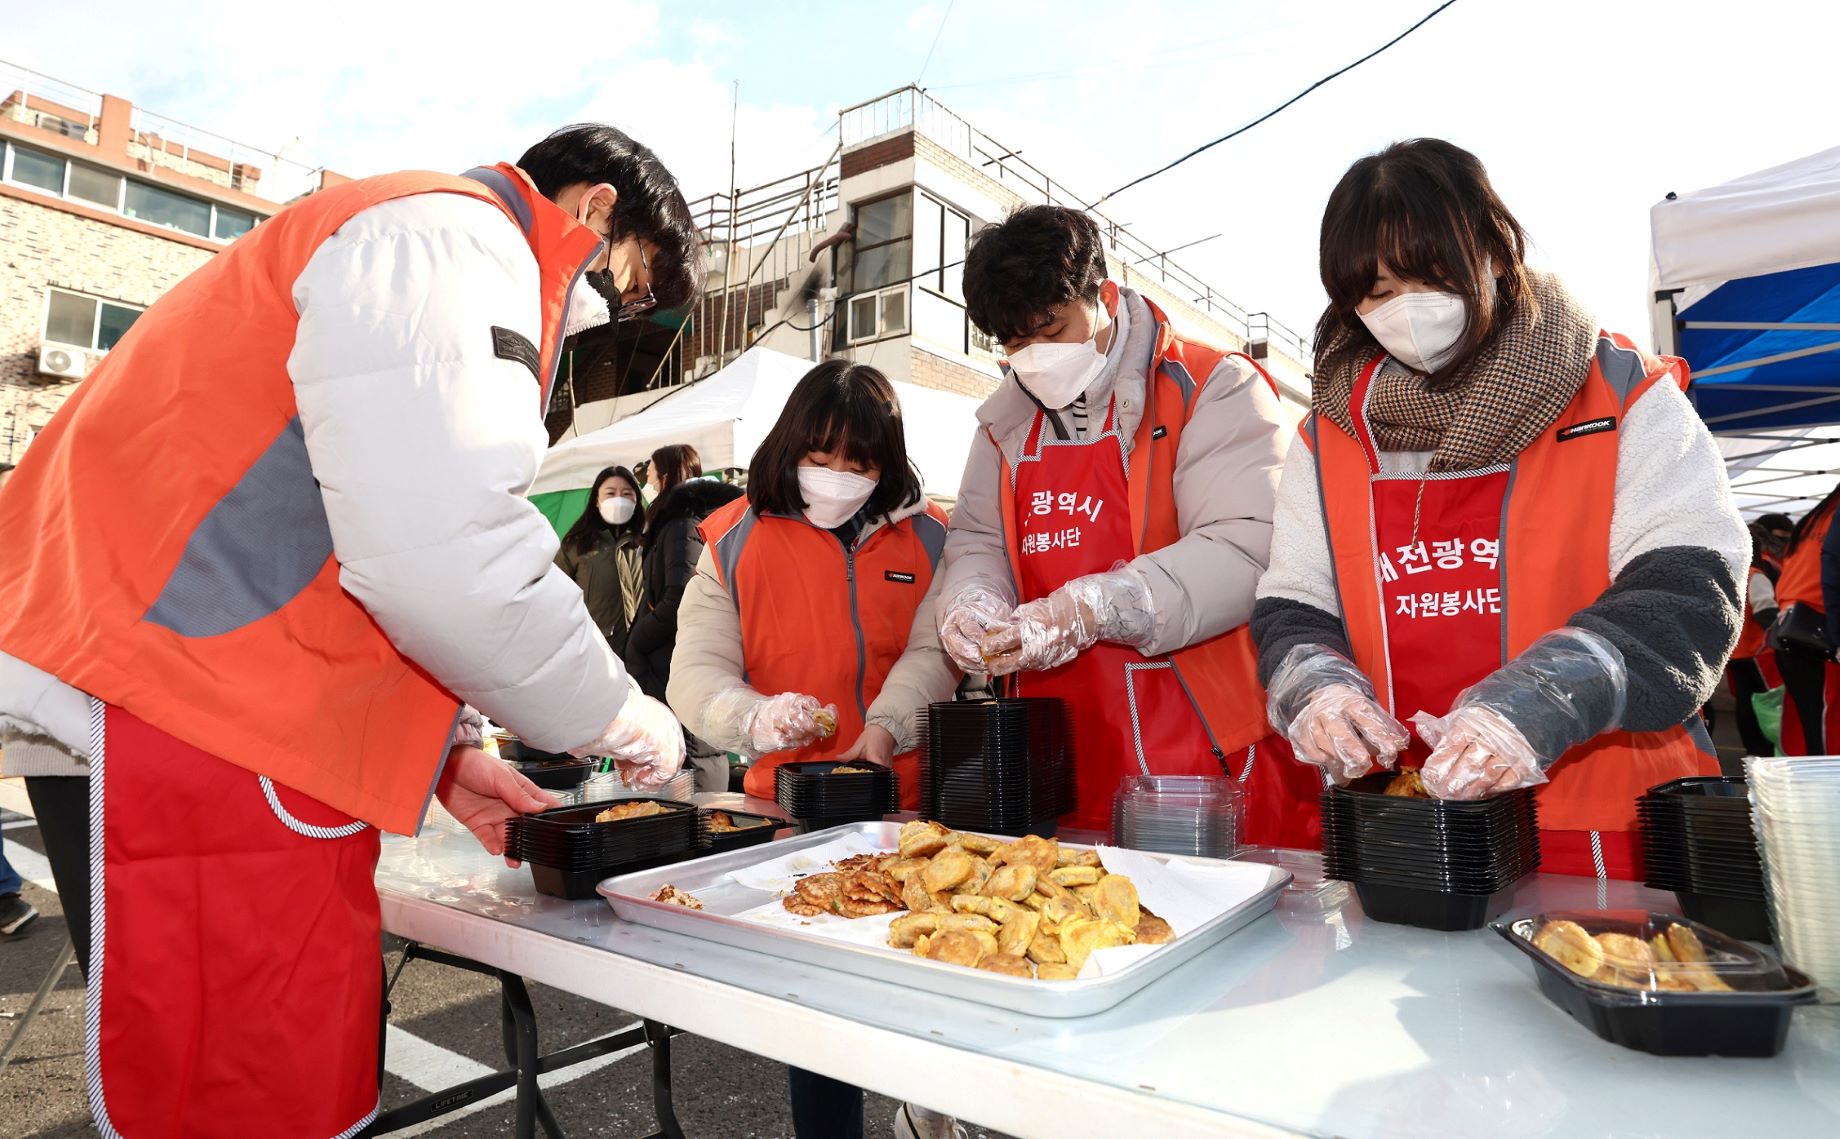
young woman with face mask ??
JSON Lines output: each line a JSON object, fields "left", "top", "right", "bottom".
{"left": 668, "top": 359, "right": 960, "bottom": 1139}
{"left": 556, "top": 466, "right": 647, "bottom": 650}
{"left": 1253, "top": 138, "right": 1748, "bottom": 880}
{"left": 935, "top": 205, "right": 1317, "bottom": 845}
{"left": 670, "top": 359, "right": 957, "bottom": 795}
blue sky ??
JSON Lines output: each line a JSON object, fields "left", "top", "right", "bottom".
{"left": 11, "top": 0, "right": 1837, "bottom": 351}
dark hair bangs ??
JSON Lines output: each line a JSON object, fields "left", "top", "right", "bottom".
{"left": 748, "top": 359, "right": 924, "bottom": 522}
{"left": 1313, "top": 138, "right": 1531, "bottom": 383}
{"left": 963, "top": 205, "right": 1108, "bottom": 345}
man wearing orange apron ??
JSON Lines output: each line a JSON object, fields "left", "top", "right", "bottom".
{"left": 937, "top": 206, "right": 1320, "bottom": 845}
{"left": 0, "top": 127, "right": 700, "bottom": 1137}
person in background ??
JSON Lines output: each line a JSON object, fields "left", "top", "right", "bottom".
{"left": 934, "top": 205, "right": 1314, "bottom": 845}
{"left": 1725, "top": 522, "right": 1781, "bottom": 763}
{"left": 669, "top": 359, "right": 960, "bottom": 1139}
{"left": 1770, "top": 488, "right": 1838, "bottom": 754}
{"left": 1755, "top": 511, "right": 1793, "bottom": 571}
{"left": 623, "top": 454, "right": 744, "bottom": 792}
{"left": 557, "top": 465, "right": 647, "bottom": 650}
{"left": 1254, "top": 138, "right": 1746, "bottom": 880}
{"left": 646, "top": 442, "right": 702, "bottom": 505}
{"left": 0, "top": 123, "right": 698, "bottom": 1138}
{"left": 0, "top": 828, "right": 36, "bottom": 937}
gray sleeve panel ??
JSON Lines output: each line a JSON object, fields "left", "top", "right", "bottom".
{"left": 1251, "top": 596, "right": 1354, "bottom": 690}
{"left": 145, "top": 417, "right": 334, "bottom": 637}
{"left": 1562, "top": 544, "right": 1742, "bottom": 734}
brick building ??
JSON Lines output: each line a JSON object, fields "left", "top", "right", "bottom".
{"left": 563, "top": 84, "right": 1312, "bottom": 438}
{"left": 0, "top": 70, "right": 330, "bottom": 461}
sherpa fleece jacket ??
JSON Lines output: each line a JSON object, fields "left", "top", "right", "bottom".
{"left": 1251, "top": 360, "right": 1748, "bottom": 741}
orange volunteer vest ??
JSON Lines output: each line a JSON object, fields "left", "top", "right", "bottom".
{"left": 1733, "top": 567, "right": 1773, "bottom": 661}
{"left": 701, "top": 498, "right": 951, "bottom": 807}
{"left": 1774, "top": 501, "right": 1835, "bottom": 611}
{"left": 1306, "top": 333, "right": 1718, "bottom": 834}
{"left": 992, "top": 295, "right": 1274, "bottom": 761}
{"left": 0, "top": 163, "right": 601, "bottom": 835}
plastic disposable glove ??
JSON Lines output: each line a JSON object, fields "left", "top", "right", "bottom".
{"left": 937, "top": 585, "right": 1016, "bottom": 673}
{"left": 1416, "top": 627, "right": 1627, "bottom": 800}
{"left": 1414, "top": 706, "right": 1545, "bottom": 799}
{"left": 1265, "top": 644, "right": 1410, "bottom": 784}
{"left": 569, "top": 678, "right": 688, "bottom": 790}
{"left": 706, "top": 687, "right": 839, "bottom": 757}
{"left": 979, "top": 566, "right": 1154, "bottom": 675}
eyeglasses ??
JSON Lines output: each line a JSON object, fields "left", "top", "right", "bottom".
{"left": 615, "top": 242, "right": 656, "bottom": 322}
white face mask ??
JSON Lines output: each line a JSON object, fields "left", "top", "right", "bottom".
{"left": 598, "top": 496, "right": 637, "bottom": 525}
{"left": 563, "top": 280, "right": 612, "bottom": 338}
{"left": 1357, "top": 271, "right": 1495, "bottom": 375}
{"left": 1008, "top": 332, "right": 1107, "bottom": 411}
{"left": 798, "top": 466, "right": 878, "bottom": 529}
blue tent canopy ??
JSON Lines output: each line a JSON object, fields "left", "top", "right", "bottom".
{"left": 1651, "top": 147, "right": 1840, "bottom": 516}
{"left": 1674, "top": 261, "right": 1840, "bottom": 432}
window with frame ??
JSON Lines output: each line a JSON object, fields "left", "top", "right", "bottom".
{"left": 851, "top": 193, "right": 912, "bottom": 294}
{"left": 44, "top": 288, "right": 144, "bottom": 352}
{"left": 2, "top": 140, "right": 257, "bottom": 243}
{"left": 911, "top": 192, "right": 987, "bottom": 357}
{"left": 844, "top": 192, "right": 915, "bottom": 345}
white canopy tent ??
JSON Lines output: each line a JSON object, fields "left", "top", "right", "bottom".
{"left": 531, "top": 347, "right": 987, "bottom": 503}
{"left": 1650, "top": 146, "right": 1840, "bottom": 519}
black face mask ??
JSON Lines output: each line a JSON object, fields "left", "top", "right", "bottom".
{"left": 586, "top": 267, "right": 622, "bottom": 311}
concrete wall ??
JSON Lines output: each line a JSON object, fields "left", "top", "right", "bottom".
{"left": 0, "top": 193, "right": 212, "bottom": 460}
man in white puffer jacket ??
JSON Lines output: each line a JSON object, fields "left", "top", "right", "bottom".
{"left": 0, "top": 124, "right": 701, "bottom": 1137}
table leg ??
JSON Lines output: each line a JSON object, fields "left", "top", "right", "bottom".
{"left": 0, "top": 935, "right": 77, "bottom": 1072}
{"left": 498, "top": 970, "right": 567, "bottom": 1139}
{"left": 645, "top": 1020, "right": 687, "bottom": 1139}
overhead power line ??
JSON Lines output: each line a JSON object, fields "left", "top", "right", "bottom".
{"left": 1093, "top": 0, "right": 1461, "bottom": 208}
{"left": 917, "top": 0, "right": 958, "bottom": 86}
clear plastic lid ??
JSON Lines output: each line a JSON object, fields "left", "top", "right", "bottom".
{"left": 1511, "top": 910, "right": 1793, "bottom": 996}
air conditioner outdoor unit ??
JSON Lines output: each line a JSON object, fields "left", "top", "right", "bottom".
{"left": 37, "top": 343, "right": 89, "bottom": 381}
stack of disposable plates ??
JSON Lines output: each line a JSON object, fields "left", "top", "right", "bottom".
{"left": 1747, "top": 756, "right": 1840, "bottom": 998}
{"left": 1638, "top": 777, "right": 1771, "bottom": 941}
{"left": 920, "top": 698, "right": 1073, "bottom": 836}
{"left": 1110, "top": 775, "right": 1243, "bottom": 858}
{"left": 1322, "top": 773, "right": 1540, "bottom": 931}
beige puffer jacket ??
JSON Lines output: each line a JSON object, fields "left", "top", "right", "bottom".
{"left": 938, "top": 286, "right": 1288, "bottom": 655}
{"left": 669, "top": 494, "right": 958, "bottom": 755}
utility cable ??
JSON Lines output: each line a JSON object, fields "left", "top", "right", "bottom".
{"left": 1093, "top": 0, "right": 1459, "bottom": 207}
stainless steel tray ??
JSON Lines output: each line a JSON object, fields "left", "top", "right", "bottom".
{"left": 598, "top": 821, "right": 1290, "bottom": 1018}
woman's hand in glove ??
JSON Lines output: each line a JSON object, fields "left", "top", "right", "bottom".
{"left": 744, "top": 692, "right": 838, "bottom": 755}
{"left": 570, "top": 681, "right": 688, "bottom": 789}
{"left": 937, "top": 586, "right": 1015, "bottom": 673}
{"left": 978, "top": 568, "right": 1153, "bottom": 676}
{"left": 1415, "top": 706, "right": 1546, "bottom": 799}
{"left": 1288, "top": 684, "right": 1411, "bottom": 784}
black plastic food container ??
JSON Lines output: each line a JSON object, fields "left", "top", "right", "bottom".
{"left": 1494, "top": 912, "right": 1818, "bottom": 1057}
{"left": 774, "top": 761, "right": 897, "bottom": 824}
{"left": 510, "top": 757, "right": 598, "bottom": 790}
{"left": 1675, "top": 889, "right": 1774, "bottom": 943}
{"left": 697, "top": 808, "right": 785, "bottom": 855}
{"left": 1355, "top": 880, "right": 1517, "bottom": 931}
{"left": 508, "top": 798, "right": 697, "bottom": 899}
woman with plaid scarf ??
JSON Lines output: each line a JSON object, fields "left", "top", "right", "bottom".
{"left": 1252, "top": 138, "right": 1748, "bottom": 880}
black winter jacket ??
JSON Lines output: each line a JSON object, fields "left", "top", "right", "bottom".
{"left": 623, "top": 479, "right": 745, "bottom": 701}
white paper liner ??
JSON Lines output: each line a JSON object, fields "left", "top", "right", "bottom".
{"left": 725, "top": 835, "right": 1278, "bottom": 981}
